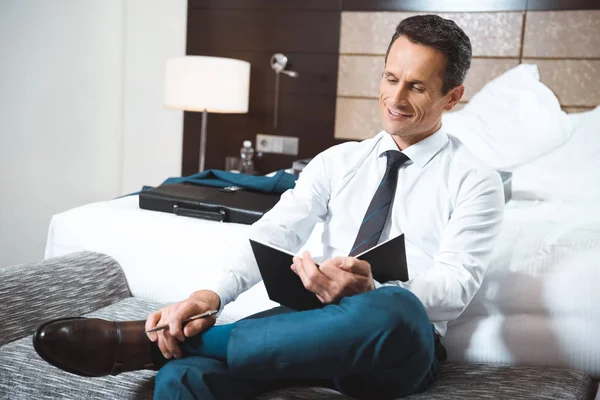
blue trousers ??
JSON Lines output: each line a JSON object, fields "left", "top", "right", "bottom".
{"left": 154, "top": 287, "right": 439, "bottom": 400}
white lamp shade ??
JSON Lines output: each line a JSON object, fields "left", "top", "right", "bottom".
{"left": 164, "top": 56, "right": 250, "bottom": 113}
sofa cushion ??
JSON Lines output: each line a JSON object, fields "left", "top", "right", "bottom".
{"left": 0, "top": 298, "right": 593, "bottom": 400}
{"left": 0, "top": 297, "right": 161, "bottom": 400}
{"left": 1, "top": 251, "right": 132, "bottom": 346}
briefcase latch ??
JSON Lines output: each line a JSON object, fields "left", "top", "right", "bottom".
{"left": 218, "top": 186, "right": 242, "bottom": 193}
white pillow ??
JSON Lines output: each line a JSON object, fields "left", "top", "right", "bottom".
{"left": 442, "top": 64, "right": 573, "bottom": 170}
{"left": 512, "top": 106, "right": 600, "bottom": 202}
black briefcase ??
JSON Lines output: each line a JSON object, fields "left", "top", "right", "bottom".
{"left": 138, "top": 183, "right": 281, "bottom": 225}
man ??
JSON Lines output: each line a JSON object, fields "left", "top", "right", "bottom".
{"left": 34, "top": 15, "right": 504, "bottom": 399}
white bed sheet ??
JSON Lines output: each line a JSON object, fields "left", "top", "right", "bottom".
{"left": 45, "top": 196, "right": 600, "bottom": 377}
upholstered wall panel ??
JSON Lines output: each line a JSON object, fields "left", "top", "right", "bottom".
{"left": 340, "top": 12, "right": 523, "bottom": 56}
{"left": 335, "top": 98, "right": 381, "bottom": 140}
{"left": 533, "top": 59, "right": 600, "bottom": 106}
{"left": 337, "top": 56, "right": 519, "bottom": 100}
{"left": 335, "top": 8, "right": 599, "bottom": 140}
{"left": 333, "top": 91, "right": 597, "bottom": 140}
{"left": 523, "top": 11, "right": 600, "bottom": 57}
{"left": 339, "top": 12, "right": 400, "bottom": 54}
{"left": 337, "top": 55, "right": 383, "bottom": 98}
{"left": 461, "top": 59, "right": 520, "bottom": 100}
{"left": 563, "top": 107, "right": 595, "bottom": 114}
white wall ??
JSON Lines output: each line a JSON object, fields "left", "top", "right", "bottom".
{"left": 121, "top": 0, "right": 186, "bottom": 194}
{"left": 0, "top": 0, "right": 186, "bottom": 267}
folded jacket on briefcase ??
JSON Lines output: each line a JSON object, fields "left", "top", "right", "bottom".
{"left": 138, "top": 183, "right": 281, "bottom": 224}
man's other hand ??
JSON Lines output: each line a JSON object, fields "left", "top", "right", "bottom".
{"left": 291, "top": 251, "right": 375, "bottom": 304}
{"left": 145, "top": 290, "right": 220, "bottom": 360}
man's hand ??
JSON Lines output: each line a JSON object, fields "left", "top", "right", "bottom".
{"left": 291, "top": 251, "right": 375, "bottom": 304}
{"left": 145, "top": 290, "right": 220, "bottom": 360}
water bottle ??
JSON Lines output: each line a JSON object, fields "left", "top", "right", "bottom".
{"left": 240, "top": 140, "right": 255, "bottom": 174}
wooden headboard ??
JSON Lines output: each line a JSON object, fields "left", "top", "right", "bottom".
{"left": 335, "top": 8, "right": 600, "bottom": 139}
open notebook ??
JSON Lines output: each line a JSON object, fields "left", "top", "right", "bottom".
{"left": 249, "top": 234, "right": 408, "bottom": 311}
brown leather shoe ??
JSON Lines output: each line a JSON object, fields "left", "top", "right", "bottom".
{"left": 33, "top": 317, "right": 164, "bottom": 377}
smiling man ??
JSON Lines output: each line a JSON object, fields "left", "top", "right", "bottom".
{"left": 34, "top": 15, "right": 505, "bottom": 400}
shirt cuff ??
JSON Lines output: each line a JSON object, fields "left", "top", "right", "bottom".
{"left": 373, "top": 279, "right": 404, "bottom": 290}
{"left": 204, "top": 271, "right": 239, "bottom": 315}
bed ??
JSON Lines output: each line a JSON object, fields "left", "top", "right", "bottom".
{"left": 45, "top": 64, "right": 600, "bottom": 379}
{"left": 45, "top": 196, "right": 600, "bottom": 377}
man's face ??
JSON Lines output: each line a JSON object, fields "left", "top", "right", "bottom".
{"left": 380, "top": 35, "right": 463, "bottom": 146}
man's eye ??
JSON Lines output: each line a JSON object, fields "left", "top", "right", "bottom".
{"left": 386, "top": 78, "right": 398, "bottom": 84}
{"left": 413, "top": 86, "right": 425, "bottom": 92}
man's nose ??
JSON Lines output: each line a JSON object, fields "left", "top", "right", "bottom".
{"left": 391, "top": 83, "right": 410, "bottom": 104}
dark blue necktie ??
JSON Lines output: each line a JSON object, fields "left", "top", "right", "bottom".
{"left": 349, "top": 150, "right": 409, "bottom": 256}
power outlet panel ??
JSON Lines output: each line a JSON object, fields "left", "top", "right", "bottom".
{"left": 256, "top": 133, "right": 299, "bottom": 155}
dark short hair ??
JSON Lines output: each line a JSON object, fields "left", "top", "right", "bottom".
{"left": 385, "top": 14, "right": 472, "bottom": 94}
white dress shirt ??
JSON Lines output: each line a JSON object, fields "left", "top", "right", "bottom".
{"left": 210, "top": 127, "right": 505, "bottom": 336}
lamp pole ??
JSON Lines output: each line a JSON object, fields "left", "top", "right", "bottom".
{"left": 270, "top": 53, "right": 299, "bottom": 131}
{"left": 199, "top": 109, "right": 208, "bottom": 172}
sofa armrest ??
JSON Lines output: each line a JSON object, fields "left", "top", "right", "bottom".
{"left": 0, "top": 251, "right": 131, "bottom": 346}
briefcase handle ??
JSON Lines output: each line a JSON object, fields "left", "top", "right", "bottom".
{"left": 173, "top": 204, "right": 227, "bottom": 222}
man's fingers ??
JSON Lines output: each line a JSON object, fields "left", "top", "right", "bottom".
{"left": 167, "top": 300, "right": 216, "bottom": 341}
{"left": 319, "top": 260, "right": 348, "bottom": 281}
{"left": 145, "top": 310, "right": 162, "bottom": 342}
{"left": 156, "top": 331, "right": 170, "bottom": 359}
{"left": 168, "top": 302, "right": 197, "bottom": 342}
{"left": 333, "top": 256, "right": 372, "bottom": 277}
{"left": 147, "top": 292, "right": 220, "bottom": 359}
{"left": 303, "top": 251, "right": 315, "bottom": 264}
{"left": 301, "top": 251, "right": 327, "bottom": 283}
{"left": 292, "top": 253, "right": 330, "bottom": 296}
{"left": 318, "top": 257, "right": 376, "bottom": 301}
{"left": 169, "top": 319, "right": 186, "bottom": 343}
{"left": 183, "top": 315, "right": 216, "bottom": 338}
{"left": 291, "top": 257, "right": 309, "bottom": 285}
{"left": 159, "top": 329, "right": 182, "bottom": 359}
{"left": 316, "top": 293, "right": 328, "bottom": 303}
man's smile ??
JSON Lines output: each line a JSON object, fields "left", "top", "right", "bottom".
{"left": 386, "top": 105, "right": 413, "bottom": 120}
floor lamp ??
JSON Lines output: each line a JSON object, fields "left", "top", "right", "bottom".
{"left": 164, "top": 56, "right": 250, "bottom": 172}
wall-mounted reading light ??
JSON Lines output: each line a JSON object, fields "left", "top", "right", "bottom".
{"left": 270, "top": 53, "right": 299, "bottom": 130}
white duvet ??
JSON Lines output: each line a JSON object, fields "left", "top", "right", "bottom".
{"left": 445, "top": 200, "right": 600, "bottom": 377}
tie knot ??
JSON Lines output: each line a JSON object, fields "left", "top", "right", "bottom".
{"left": 385, "top": 150, "right": 409, "bottom": 168}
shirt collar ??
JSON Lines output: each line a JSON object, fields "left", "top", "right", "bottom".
{"left": 376, "top": 126, "right": 448, "bottom": 169}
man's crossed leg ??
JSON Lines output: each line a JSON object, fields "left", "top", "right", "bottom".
{"left": 36, "top": 286, "right": 438, "bottom": 400}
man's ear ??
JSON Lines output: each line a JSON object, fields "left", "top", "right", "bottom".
{"left": 443, "top": 85, "right": 464, "bottom": 111}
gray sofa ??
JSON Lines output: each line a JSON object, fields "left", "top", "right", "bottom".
{"left": 0, "top": 252, "right": 595, "bottom": 399}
